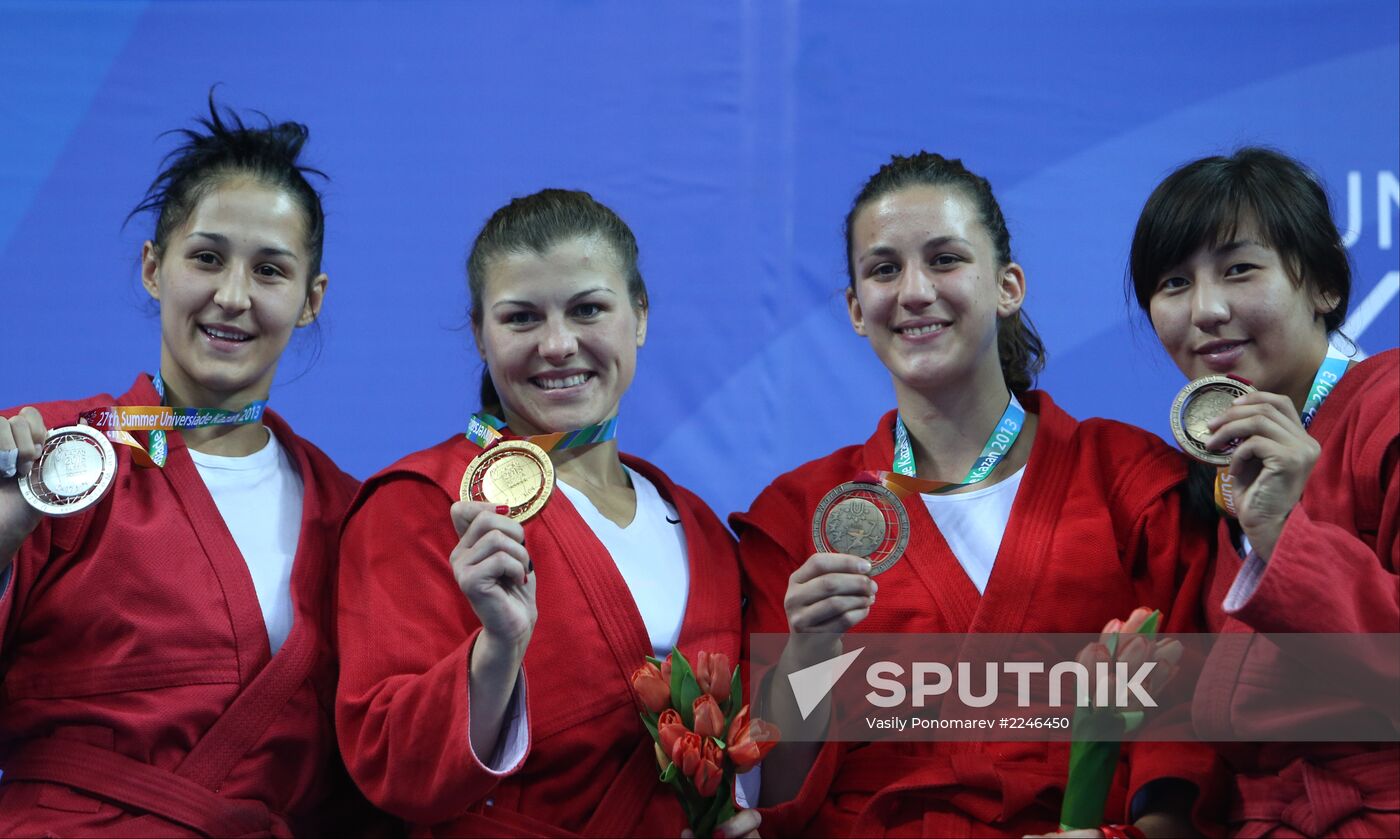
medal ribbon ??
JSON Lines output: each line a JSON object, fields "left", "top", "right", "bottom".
{"left": 464, "top": 412, "right": 619, "bottom": 453}
{"left": 863, "top": 394, "right": 1026, "bottom": 498}
{"left": 1214, "top": 347, "right": 1351, "bottom": 517}
{"left": 1299, "top": 346, "right": 1350, "bottom": 430}
{"left": 78, "top": 372, "right": 268, "bottom": 468}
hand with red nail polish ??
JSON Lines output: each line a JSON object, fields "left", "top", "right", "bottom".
{"left": 449, "top": 500, "right": 537, "bottom": 653}
{"left": 450, "top": 499, "right": 537, "bottom": 764}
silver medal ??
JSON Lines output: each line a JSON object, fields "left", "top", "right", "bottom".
{"left": 18, "top": 425, "right": 117, "bottom": 517}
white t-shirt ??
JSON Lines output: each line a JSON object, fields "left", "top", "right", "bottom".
{"left": 189, "top": 430, "right": 303, "bottom": 654}
{"left": 558, "top": 465, "right": 690, "bottom": 656}
{"left": 557, "top": 468, "right": 766, "bottom": 804}
{"left": 481, "top": 465, "right": 692, "bottom": 778}
{"left": 921, "top": 466, "right": 1026, "bottom": 594}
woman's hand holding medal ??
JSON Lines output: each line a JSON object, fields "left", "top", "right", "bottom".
{"left": 785, "top": 552, "right": 877, "bottom": 635}
{"left": 781, "top": 552, "right": 877, "bottom": 673}
{"left": 452, "top": 499, "right": 538, "bottom": 761}
{"left": 1204, "top": 389, "right": 1321, "bottom": 560}
{"left": 0, "top": 408, "right": 47, "bottom": 567}
{"left": 450, "top": 500, "right": 537, "bottom": 649}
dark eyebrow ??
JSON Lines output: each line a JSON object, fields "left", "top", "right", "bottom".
{"left": 858, "top": 236, "right": 972, "bottom": 262}
{"left": 187, "top": 231, "right": 298, "bottom": 261}
{"left": 858, "top": 245, "right": 899, "bottom": 263}
{"left": 492, "top": 286, "right": 617, "bottom": 311}
{"left": 568, "top": 286, "right": 616, "bottom": 303}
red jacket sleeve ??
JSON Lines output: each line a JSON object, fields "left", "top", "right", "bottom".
{"left": 734, "top": 484, "right": 807, "bottom": 646}
{"left": 335, "top": 474, "right": 529, "bottom": 825}
{"left": 1227, "top": 471, "right": 1399, "bottom": 635}
{"left": 734, "top": 484, "right": 847, "bottom": 837}
{"left": 1219, "top": 443, "right": 1400, "bottom": 731}
{"left": 0, "top": 517, "right": 56, "bottom": 659}
{"left": 1, "top": 401, "right": 89, "bottom": 654}
{"left": 1226, "top": 354, "right": 1399, "bottom": 634}
{"left": 1219, "top": 371, "right": 1400, "bottom": 725}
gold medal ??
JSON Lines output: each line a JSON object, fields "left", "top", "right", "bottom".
{"left": 811, "top": 481, "right": 909, "bottom": 576}
{"left": 460, "top": 440, "right": 554, "bottom": 522}
{"left": 1170, "top": 375, "right": 1255, "bottom": 465}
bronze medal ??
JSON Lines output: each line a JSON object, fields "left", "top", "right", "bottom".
{"left": 18, "top": 425, "right": 118, "bottom": 517}
{"left": 811, "top": 481, "right": 909, "bottom": 575}
{"left": 461, "top": 440, "right": 554, "bottom": 522}
{"left": 1170, "top": 375, "right": 1255, "bottom": 465}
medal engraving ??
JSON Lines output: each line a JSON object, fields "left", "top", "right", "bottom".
{"left": 19, "top": 425, "right": 118, "bottom": 517}
{"left": 824, "top": 497, "right": 885, "bottom": 558}
{"left": 812, "top": 481, "right": 909, "bottom": 575}
{"left": 1170, "top": 376, "right": 1255, "bottom": 465}
{"left": 461, "top": 440, "right": 554, "bottom": 522}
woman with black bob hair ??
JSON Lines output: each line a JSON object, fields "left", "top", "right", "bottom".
{"left": 1130, "top": 147, "right": 1398, "bottom": 838}
{"left": 0, "top": 97, "right": 372, "bottom": 835}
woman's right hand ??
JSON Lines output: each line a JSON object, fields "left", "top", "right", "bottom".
{"left": 784, "top": 552, "right": 876, "bottom": 635}
{"left": 0, "top": 408, "right": 47, "bottom": 564}
{"left": 449, "top": 500, "right": 538, "bottom": 651}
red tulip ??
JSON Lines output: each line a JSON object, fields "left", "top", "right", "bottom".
{"left": 631, "top": 662, "right": 671, "bottom": 714}
{"left": 727, "top": 705, "right": 751, "bottom": 745}
{"left": 1086, "top": 608, "right": 1182, "bottom": 711}
{"left": 672, "top": 731, "right": 702, "bottom": 777}
{"left": 692, "top": 739, "right": 724, "bottom": 797}
{"left": 661, "top": 654, "right": 673, "bottom": 685}
{"left": 695, "top": 650, "right": 732, "bottom": 703}
{"left": 657, "top": 708, "right": 688, "bottom": 756}
{"left": 1100, "top": 607, "right": 1156, "bottom": 640}
{"left": 727, "top": 705, "right": 781, "bottom": 773}
{"left": 703, "top": 737, "right": 723, "bottom": 764}
{"left": 692, "top": 694, "right": 726, "bottom": 740}
{"left": 1120, "top": 606, "right": 1157, "bottom": 634}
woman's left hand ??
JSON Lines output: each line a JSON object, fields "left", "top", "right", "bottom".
{"left": 681, "top": 808, "right": 761, "bottom": 838}
{"left": 1206, "top": 389, "right": 1320, "bottom": 560}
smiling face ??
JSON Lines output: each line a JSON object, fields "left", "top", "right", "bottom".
{"left": 142, "top": 179, "right": 326, "bottom": 409}
{"left": 1147, "top": 218, "right": 1335, "bottom": 403}
{"left": 846, "top": 184, "right": 1025, "bottom": 396}
{"left": 474, "top": 236, "right": 647, "bottom": 435}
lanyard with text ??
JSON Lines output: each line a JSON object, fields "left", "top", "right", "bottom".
{"left": 464, "top": 412, "right": 620, "bottom": 453}
{"left": 865, "top": 393, "right": 1026, "bottom": 497}
{"left": 77, "top": 372, "right": 268, "bottom": 468}
{"left": 1215, "top": 347, "right": 1351, "bottom": 517}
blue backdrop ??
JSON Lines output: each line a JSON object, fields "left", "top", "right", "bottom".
{"left": 3, "top": 1, "right": 1397, "bottom": 520}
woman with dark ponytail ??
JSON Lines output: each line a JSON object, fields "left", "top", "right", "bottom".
{"left": 0, "top": 97, "right": 370, "bottom": 835}
{"left": 734, "top": 152, "right": 1220, "bottom": 837}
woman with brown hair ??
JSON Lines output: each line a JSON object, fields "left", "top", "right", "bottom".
{"left": 736, "top": 152, "right": 1220, "bottom": 837}
{"left": 336, "top": 189, "right": 758, "bottom": 837}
